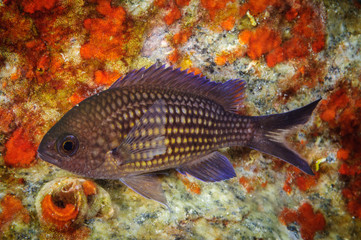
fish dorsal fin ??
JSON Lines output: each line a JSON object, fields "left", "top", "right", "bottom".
{"left": 120, "top": 174, "right": 168, "bottom": 207}
{"left": 177, "top": 152, "right": 236, "bottom": 182}
{"left": 112, "top": 99, "right": 167, "bottom": 164}
{"left": 110, "top": 65, "right": 246, "bottom": 112}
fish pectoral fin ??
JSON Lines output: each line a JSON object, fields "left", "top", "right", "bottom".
{"left": 177, "top": 151, "right": 236, "bottom": 182}
{"left": 113, "top": 99, "right": 167, "bottom": 163}
{"left": 120, "top": 174, "right": 168, "bottom": 207}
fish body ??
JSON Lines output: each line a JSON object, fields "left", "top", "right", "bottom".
{"left": 38, "top": 65, "right": 320, "bottom": 206}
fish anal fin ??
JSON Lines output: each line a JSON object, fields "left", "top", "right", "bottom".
{"left": 120, "top": 174, "right": 168, "bottom": 207}
{"left": 177, "top": 152, "right": 236, "bottom": 182}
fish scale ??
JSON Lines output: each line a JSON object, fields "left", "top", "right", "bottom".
{"left": 84, "top": 86, "right": 254, "bottom": 177}
{"left": 38, "top": 65, "right": 321, "bottom": 206}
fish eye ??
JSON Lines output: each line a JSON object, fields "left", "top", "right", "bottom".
{"left": 57, "top": 135, "right": 79, "bottom": 157}
{"left": 63, "top": 140, "right": 74, "bottom": 152}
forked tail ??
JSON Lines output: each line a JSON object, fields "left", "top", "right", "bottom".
{"left": 247, "top": 99, "right": 321, "bottom": 175}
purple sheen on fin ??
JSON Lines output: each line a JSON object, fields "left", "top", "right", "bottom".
{"left": 115, "top": 99, "right": 167, "bottom": 163}
{"left": 249, "top": 141, "right": 314, "bottom": 175}
{"left": 109, "top": 64, "right": 246, "bottom": 112}
{"left": 120, "top": 174, "right": 168, "bottom": 207}
{"left": 177, "top": 152, "right": 236, "bottom": 182}
{"left": 248, "top": 99, "right": 321, "bottom": 175}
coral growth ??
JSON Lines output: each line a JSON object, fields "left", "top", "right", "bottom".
{"left": 265, "top": 3, "right": 325, "bottom": 67}
{"left": 154, "top": 0, "right": 167, "bottom": 7}
{"left": 239, "top": 176, "right": 268, "bottom": 193}
{"left": 0, "top": 0, "right": 78, "bottom": 93}
{"left": 21, "top": 5, "right": 72, "bottom": 86}
{"left": 239, "top": 26, "right": 282, "bottom": 60}
{"left": 68, "top": 83, "right": 100, "bottom": 106}
{"left": 175, "top": 0, "right": 191, "bottom": 7}
{"left": 187, "top": 67, "right": 203, "bottom": 76}
{"left": 168, "top": 28, "right": 195, "bottom": 66}
{"left": 320, "top": 89, "right": 350, "bottom": 127}
{"left": 177, "top": 173, "right": 201, "bottom": 194}
{"left": 94, "top": 70, "right": 121, "bottom": 86}
{"left": 201, "top": 0, "right": 234, "bottom": 20}
{"left": 283, "top": 166, "right": 320, "bottom": 194}
{"left": 4, "top": 128, "right": 37, "bottom": 168}
{"left": 0, "top": 108, "right": 14, "bottom": 133}
{"left": 41, "top": 194, "right": 80, "bottom": 231}
{"left": 68, "top": 92, "right": 86, "bottom": 106}
{"left": 319, "top": 84, "right": 361, "bottom": 218}
{"left": 215, "top": 47, "right": 247, "bottom": 66}
{"left": 239, "top": 0, "right": 280, "bottom": 16}
{"left": 279, "top": 202, "right": 326, "bottom": 240}
{"left": 0, "top": 2, "right": 33, "bottom": 45}
{"left": 168, "top": 49, "right": 180, "bottom": 64}
{"left": 155, "top": 0, "right": 191, "bottom": 25}
{"left": 22, "top": 0, "right": 58, "bottom": 14}
{"left": 239, "top": 176, "right": 255, "bottom": 193}
{"left": 208, "top": 0, "right": 325, "bottom": 84}
{"left": 238, "top": 1, "right": 325, "bottom": 67}
{"left": 0, "top": 194, "right": 30, "bottom": 233}
{"left": 342, "top": 176, "right": 361, "bottom": 219}
{"left": 82, "top": 180, "right": 98, "bottom": 196}
{"left": 80, "top": 0, "right": 129, "bottom": 61}
{"left": 164, "top": 6, "right": 181, "bottom": 25}
{"left": 173, "top": 29, "right": 192, "bottom": 45}
{"left": 220, "top": 16, "right": 235, "bottom": 31}
{"left": 36, "top": 177, "right": 114, "bottom": 232}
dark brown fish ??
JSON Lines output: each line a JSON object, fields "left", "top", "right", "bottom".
{"left": 38, "top": 65, "right": 320, "bottom": 206}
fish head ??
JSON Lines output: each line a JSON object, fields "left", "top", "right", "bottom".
{"left": 37, "top": 106, "right": 101, "bottom": 176}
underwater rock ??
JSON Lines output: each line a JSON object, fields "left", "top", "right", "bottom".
{"left": 35, "top": 177, "right": 114, "bottom": 231}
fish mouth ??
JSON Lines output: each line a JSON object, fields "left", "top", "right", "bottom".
{"left": 37, "top": 150, "right": 58, "bottom": 165}
{"left": 37, "top": 142, "right": 59, "bottom": 165}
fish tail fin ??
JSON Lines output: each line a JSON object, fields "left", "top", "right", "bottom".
{"left": 247, "top": 99, "right": 321, "bottom": 175}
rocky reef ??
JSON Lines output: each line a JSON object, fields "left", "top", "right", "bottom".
{"left": 0, "top": 0, "right": 360, "bottom": 239}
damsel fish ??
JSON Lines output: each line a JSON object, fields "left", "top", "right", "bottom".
{"left": 38, "top": 65, "right": 320, "bottom": 206}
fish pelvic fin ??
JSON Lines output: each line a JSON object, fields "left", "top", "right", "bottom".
{"left": 247, "top": 99, "right": 321, "bottom": 175}
{"left": 120, "top": 174, "right": 168, "bottom": 208}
